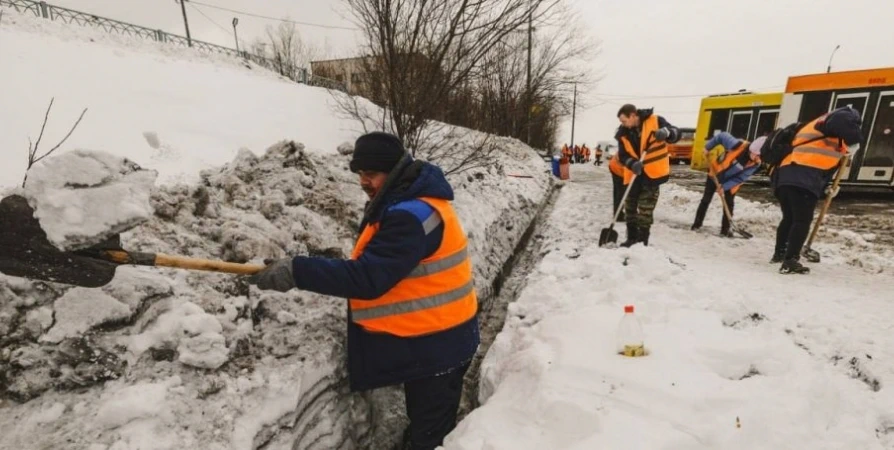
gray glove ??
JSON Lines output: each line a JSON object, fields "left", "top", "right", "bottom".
{"left": 626, "top": 159, "right": 643, "bottom": 176}
{"left": 655, "top": 127, "right": 670, "bottom": 142}
{"left": 248, "top": 258, "right": 296, "bottom": 292}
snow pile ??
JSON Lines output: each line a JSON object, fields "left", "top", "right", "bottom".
{"left": 445, "top": 164, "right": 894, "bottom": 449}
{"left": 0, "top": 138, "right": 551, "bottom": 450}
{"left": 22, "top": 150, "right": 157, "bottom": 250}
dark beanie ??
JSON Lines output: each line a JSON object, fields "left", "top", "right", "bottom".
{"left": 820, "top": 107, "right": 864, "bottom": 146}
{"left": 349, "top": 132, "right": 407, "bottom": 173}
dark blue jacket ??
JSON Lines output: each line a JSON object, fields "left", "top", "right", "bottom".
{"left": 290, "top": 160, "right": 480, "bottom": 391}
{"left": 615, "top": 108, "right": 681, "bottom": 186}
{"left": 773, "top": 108, "right": 862, "bottom": 199}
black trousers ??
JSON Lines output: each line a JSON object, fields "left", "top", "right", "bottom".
{"left": 693, "top": 176, "right": 735, "bottom": 232}
{"left": 403, "top": 363, "right": 470, "bottom": 450}
{"left": 611, "top": 173, "right": 626, "bottom": 216}
{"left": 774, "top": 185, "right": 818, "bottom": 260}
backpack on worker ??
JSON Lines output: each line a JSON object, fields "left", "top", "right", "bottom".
{"left": 759, "top": 121, "right": 805, "bottom": 172}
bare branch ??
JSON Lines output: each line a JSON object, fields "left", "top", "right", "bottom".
{"left": 31, "top": 97, "right": 55, "bottom": 162}
{"left": 33, "top": 108, "right": 88, "bottom": 165}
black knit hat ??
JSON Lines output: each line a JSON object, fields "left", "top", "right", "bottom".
{"left": 349, "top": 132, "right": 407, "bottom": 173}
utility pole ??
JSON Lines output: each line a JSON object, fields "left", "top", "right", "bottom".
{"left": 232, "top": 17, "right": 240, "bottom": 53}
{"left": 178, "top": 0, "right": 193, "bottom": 47}
{"left": 525, "top": 3, "right": 533, "bottom": 146}
{"left": 826, "top": 44, "right": 840, "bottom": 73}
{"left": 570, "top": 82, "right": 577, "bottom": 148}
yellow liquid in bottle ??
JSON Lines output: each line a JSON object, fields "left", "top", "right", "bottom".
{"left": 622, "top": 344, "right": 645, "bottom": 357}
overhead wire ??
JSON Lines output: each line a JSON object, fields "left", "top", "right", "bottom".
{"left": 187, "top": 0, "right": 358, "bottom": 31}
{"left": 188, "top": 2, "right": 232, "bottom": 36}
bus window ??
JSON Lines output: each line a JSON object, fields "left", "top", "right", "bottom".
{"left": 729, "top": 111, "right": 752, "bottom": 139}
{"left": 756, "top": 110, "right": 779, "bottom": 137}
{"left": 800, "top": 91, "right": 833, "bottom": 121}
{"left": 864, "top": 93, "right": 894, "bottom": 170}
{"left": 707, "top": 110, "right": 729, "bottom": 140}
{"left": 832, "top": 93, "right": 869, "bottom": 120}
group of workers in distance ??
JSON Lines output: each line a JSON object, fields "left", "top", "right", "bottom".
{"left": 561, "top": 142, "right": 604, "bottom": 164}
{"left": 601, "top": 103, "right": 863, "bottom": 275}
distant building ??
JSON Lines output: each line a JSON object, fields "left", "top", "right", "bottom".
{"left": 310, "top": 56, "right": 377, "bottom": 96}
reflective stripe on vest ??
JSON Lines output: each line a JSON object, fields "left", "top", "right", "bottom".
{"left": 349, "top": 197, "right": 477, "bottom": 337}
{"left": 620, "top": 115, "right": 669, "bottom": 184}
{"left": 780, "top": 119, "right": 846, "bottom": 170}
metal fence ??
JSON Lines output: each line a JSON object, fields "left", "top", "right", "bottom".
{"left": 0, "top": 0, "right": 345, "bottom": 92}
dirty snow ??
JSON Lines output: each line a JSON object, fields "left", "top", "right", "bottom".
{"left": 21, "top": 149, "right": 158, "bottom": 250}
{"left": 445, "top": 164, "right": 894, "bottom": 450}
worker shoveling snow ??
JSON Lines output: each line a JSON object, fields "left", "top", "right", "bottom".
{"left": 19, "top": 149, "right": 157, "bottom": 251}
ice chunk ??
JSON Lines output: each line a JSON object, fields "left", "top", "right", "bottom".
{"left": 41, "top": 287, "right": 131, "bottom": 344}
{"left": 22, "top": 149, "right": 158, "bottom": 251}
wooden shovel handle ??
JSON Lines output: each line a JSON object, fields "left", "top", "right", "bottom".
{"left": 103, "top": 250, "right": 265, "bottom": 275}
{"left": 804, "top": 156, "right": 848, "bottom": 250}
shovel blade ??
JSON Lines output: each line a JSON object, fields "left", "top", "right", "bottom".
{"left": 803, "top": 247, "right": 821, "bottom": 263}
{"left": 598, "top": 227, "right": 618, "bottom": 247}
{"left": 0, "top": 194, "right": 119, "bottom": 288}
{"left": 735, "top": 228, "right": 754, "bottom": 239}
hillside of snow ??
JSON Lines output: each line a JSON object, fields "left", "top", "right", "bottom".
{"left": 0, "top": 9, "right": 553, "bottom": 450}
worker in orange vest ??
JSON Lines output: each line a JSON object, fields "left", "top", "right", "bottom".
{"left": 594, "top": 145, "right": 604, "bottom": 166}
{"left": 561, "top": 144, "right": 572, "bottom": 162}
{"left": 582, "top": 144, "right": 591, "bottom": 162}
{"left": 608, "top": 152, "right": 626, "bottom": 222}
{"left": 615, "top": 104, "right": 680, "bottom": 247}
{"left": 771, "top": 107, "right": 863, "bottom": 274}
{"left": 249, "top": 132, "right": 479, "bottom": 448}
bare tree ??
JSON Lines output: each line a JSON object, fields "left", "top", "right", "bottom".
{"left": 344, "top": 0, "right": 562, "bottom": 156}
{"left": 22, "top": 98, "right": 88, "bottom": 188}
{"left": 263, "top": 21, "right": 321, "bottom": 81}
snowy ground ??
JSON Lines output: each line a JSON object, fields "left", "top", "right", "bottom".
{"left": 0, "top": 9, "right": 554, "bottom": 450}
{"left": 445, "top": 163, "right": 894, "bottom": 449}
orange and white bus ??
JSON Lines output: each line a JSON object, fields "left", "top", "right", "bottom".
{"left": 778, "top": 67, "right": 894, "bottom": 189}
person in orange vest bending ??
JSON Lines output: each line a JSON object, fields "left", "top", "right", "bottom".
{"left": 249, "top": 132, "right": 479, "bottom": 449}
{"left": 607, "top": 152, "right": 626, "bottom": 222}
{"left": 616, "top": 104, "right": 681, "bottom": 247}
{"left": 691, "top": 131, "right": 764, "bottom": 237}
{"left": 771, "top": 107, "right": 863, "bottom": 274}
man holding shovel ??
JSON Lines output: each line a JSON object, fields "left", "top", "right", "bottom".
{"left": 247, "top": 132, "right": 479, "bottom": 450}
{"left": 691, "top": 132, "right": 764, "bottom": 237}
{"left": 615, "top": 104, "right": 681, "bottom": 247}
{"left": 771, "top": 107, "right": 863, "bottom": 274}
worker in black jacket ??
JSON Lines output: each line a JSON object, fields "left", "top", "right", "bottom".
{"left": 771, "top": 107, "right": 863, "bottom": 274}
{"left": 615, "top": 104, "right": 681, "bottom": 247}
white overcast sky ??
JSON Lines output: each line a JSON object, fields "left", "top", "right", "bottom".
{"left": 49, "top": 0, "right": 894, "bottom": 147}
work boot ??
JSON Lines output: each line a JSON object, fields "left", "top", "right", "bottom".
{"left": 720, "top": 228, "right": 733, "bottom": 238}
{"left": 769, "top": 252, "right": 785, "bottom": 264}
{"left": 639, "top": 228, "right": 650, "bottom": 246}
{"left": 690, "top": 224, "right": 701, "bottom": 231}
{"left": 620, "top": 223, "right": 639, "bottom": 248}
{"left": 779, "top": 259, "right": 810, "bottom": 274}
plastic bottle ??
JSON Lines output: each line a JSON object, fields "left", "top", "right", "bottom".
{"left": 617, "top": 305, "right": 645, "bottom": 357}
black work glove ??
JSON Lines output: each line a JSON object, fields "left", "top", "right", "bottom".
{"left": 247, "top": 258, "right": 296, "bottom": 292}
{"left": 626, "top": 159, "right": 643, "bottom": 176}
{"left": 655, "top": 127, "right": 670, "bottom": 142}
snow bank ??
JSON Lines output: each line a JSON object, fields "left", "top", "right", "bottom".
{"left": 22, "top": 150, "right": 157, "bottom": 250}
{"left": 445, "top": 164, "right": 894, "bottom": 449}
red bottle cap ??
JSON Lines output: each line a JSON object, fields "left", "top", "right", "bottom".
{"left": 624, "top": 305, "right": 634, "bottom": 313}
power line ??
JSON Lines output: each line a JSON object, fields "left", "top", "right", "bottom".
{"left": 188, "top": 0, "right": 358, "bottom": 31}
{"left": 188, "top": 3, "right": 232, "bottom": 36}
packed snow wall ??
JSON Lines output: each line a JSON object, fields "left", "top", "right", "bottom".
{"left": 0, "top": 138, "right": 553, "bottom": 450}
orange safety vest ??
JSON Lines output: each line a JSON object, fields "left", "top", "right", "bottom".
{"left": 780, "top": 118, "right": 847, "bottom": 170}
{"left": 710, "top": 140, "right": 750, "bottom": 175}
{"left": 619, "top": 115, "right": 669, "bottom": 184}
{"left": 595, "top": 148, "right": 604, "bottom": 157}
{"left": 349, "top": 198, "right": 477, "bottom": 337}
{"left": 608, "top": 154, "right": 625, "bottom": 178}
